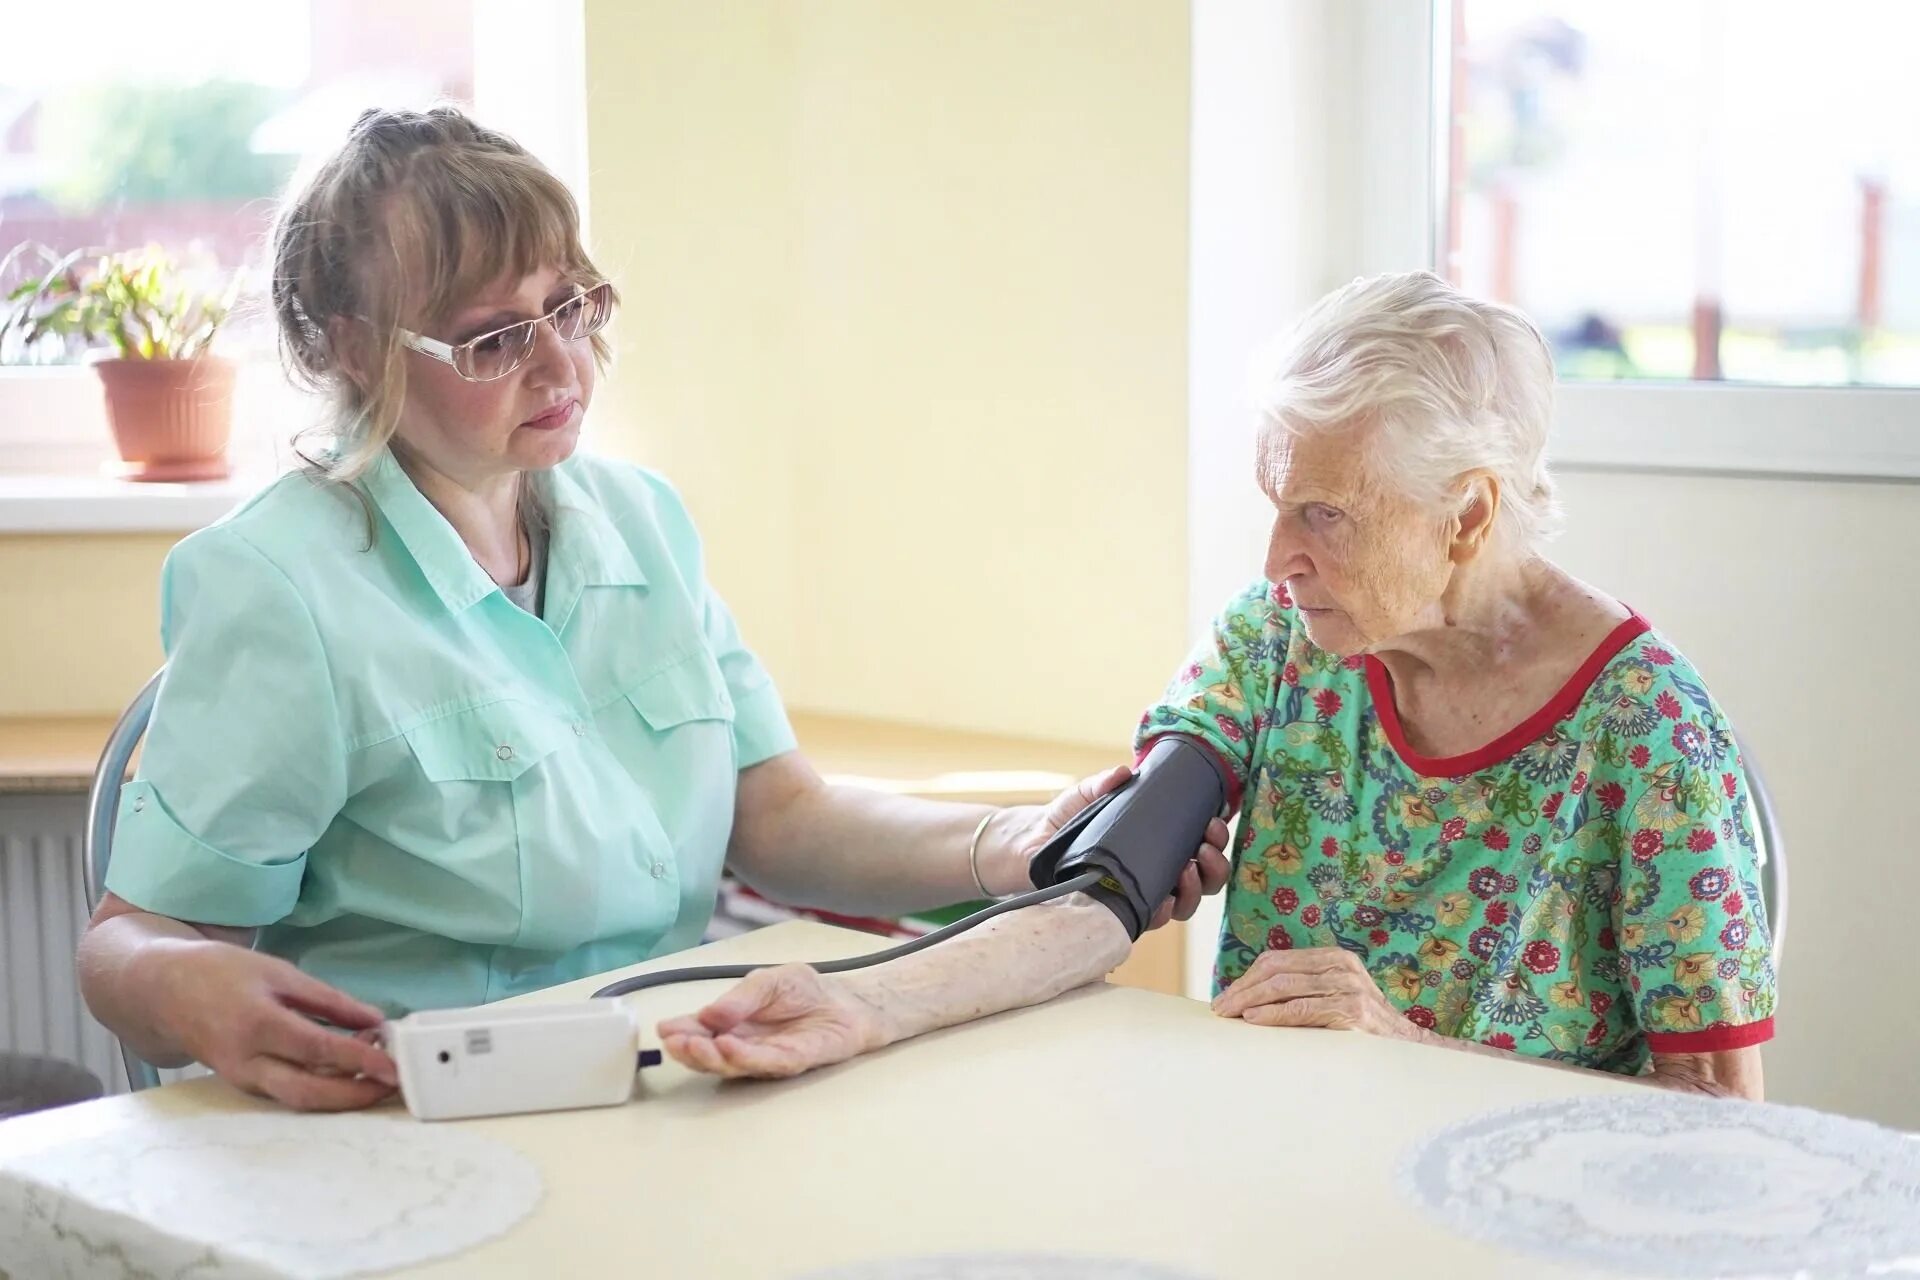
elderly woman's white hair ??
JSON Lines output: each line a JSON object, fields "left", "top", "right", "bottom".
{"left": 1251, "top": 270, "right": 1563, "bottom": 549}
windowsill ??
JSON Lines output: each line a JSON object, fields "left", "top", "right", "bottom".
{"left": 0, "top": 363, "right": 296, "bottom": 534}
{"left": 0, "top": 473, "right": 262, "bottom": 535}
{"left": 1550, "top": 382, "right": 1920, "bottom": 483}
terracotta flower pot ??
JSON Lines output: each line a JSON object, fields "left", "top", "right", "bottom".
{"left": 93, "top": 356, "right": 236, "bottom": 482}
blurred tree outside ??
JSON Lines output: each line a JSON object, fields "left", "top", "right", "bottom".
{"left": 36, "top": 80, "right": 292, "bottom": 211}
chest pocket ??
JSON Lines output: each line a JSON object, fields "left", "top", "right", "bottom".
{"left": 403, "top": 700, "right": 582, "bottom": 782}
{"left": 622, "top": 650, "right": 735, "bottom": 732}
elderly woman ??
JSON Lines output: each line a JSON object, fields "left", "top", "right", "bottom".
{"left": 661, "top": 271, "right": 1777, "bottom": 1100}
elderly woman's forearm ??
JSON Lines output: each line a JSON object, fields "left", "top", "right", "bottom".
{"left": 1406, "top": 1025, "right": 1763, "bottom": 1100}
{"left": 1644, "top": 1048, "right": 1764, "bottom": 1100}
{"left": 836, "top": 892, "right": 1134, "bottom": 1047}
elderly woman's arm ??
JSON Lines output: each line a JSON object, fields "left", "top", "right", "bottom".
{"left": 658, "top": 892, "right": 1132, "bottom": 1078}
{"left": 1211, "top": 948, "right": 1765, "bottom": 1100}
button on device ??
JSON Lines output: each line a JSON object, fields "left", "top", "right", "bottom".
{"left": 496, "top": 744, "right": 515, "bottom": 762}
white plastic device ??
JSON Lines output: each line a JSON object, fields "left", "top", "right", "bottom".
{"left": 384, "top": 1001, "right": 644, "bottom": 1121}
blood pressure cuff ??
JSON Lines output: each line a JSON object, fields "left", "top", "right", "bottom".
{"left": 1025, "top": 735, "right": 1231, "bottom": 939}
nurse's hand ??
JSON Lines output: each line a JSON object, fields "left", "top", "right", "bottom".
{"left": 153, "top": 940, "right": 399, "bottom": 1110}
{"left": 656, "top": 964, "right": 892, "bottom": 1079}
{"left": 999, "top": 766, "right": 1233, "bottom": 928}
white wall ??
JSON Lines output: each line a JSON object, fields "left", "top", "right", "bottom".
{"left": 586, "top": 0, "right": 1192, "bottom": 748}
{"left": 1555, "top": 468, "right": 1920, "bottom": 1128}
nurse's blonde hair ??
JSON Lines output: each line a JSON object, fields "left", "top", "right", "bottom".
{"left": 270, "top": 105, "right": 615, "bottom": 485}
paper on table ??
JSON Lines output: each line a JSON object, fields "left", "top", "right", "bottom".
{"left": 0, "top": 1111, "right": 542, "bottom": 1279}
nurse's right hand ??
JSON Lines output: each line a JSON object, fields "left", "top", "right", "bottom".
{"left": 152, "top": 940, "right": 399, "bottom": 1110}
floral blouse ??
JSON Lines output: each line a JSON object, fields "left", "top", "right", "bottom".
{"left": 1136, "top": 581, "right": 1777, "bottom": 1075}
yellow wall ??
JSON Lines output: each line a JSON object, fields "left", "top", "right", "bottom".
{"left": 583, "top": 0, "right": 1193, "bottom": 750}
{"left": 0, "top": 535, "right": 173, "bottom": 716}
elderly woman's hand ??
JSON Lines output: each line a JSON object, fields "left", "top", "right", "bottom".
{"left": 1211, "top": 947, "right": 1424, "bottom": 1041}
{"left": 1003, "top": 766, "right": 1233, "bottom": 928}
{"left": 657, "top": 964, "right": 895, "bottom": 1079}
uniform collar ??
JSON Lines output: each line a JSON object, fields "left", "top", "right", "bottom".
{"left": 541, "top": 458, "right": 647, "bottom": 633}
{"left": 360, "top": 449, "right": 647, "bottom": 620}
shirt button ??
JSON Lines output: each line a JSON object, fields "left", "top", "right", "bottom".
{"left": 572, "top": 722, "right": 587, "bottom": 737}
{"left": 132, "top": 796, "right": 146, "bottom": 813}
{"left": 650, "top": 862, "right": 668, "bottom": 880}
{"left": 496, "top": 744, "right": 515, "bottom": 762}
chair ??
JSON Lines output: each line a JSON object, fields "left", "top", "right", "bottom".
{"left": 83, "top": 668, "right": 165, "bottom": 1092}
{"left": 1734, "top": 730, "right": 1789, "bottom": 969}
{"left": 0, "top": 1053, "right": 103, "bottom": 1118}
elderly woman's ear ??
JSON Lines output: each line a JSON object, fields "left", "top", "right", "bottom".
{"left": 1449, "top": 471, "right": 1503, "bottom": 563}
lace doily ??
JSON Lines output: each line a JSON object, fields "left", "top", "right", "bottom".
{"left": 0, "top": 1112, "right": 542, "bottom": 1278}
{"left": 1400, "top": 1093, "right": 1920, "bottom": 1277}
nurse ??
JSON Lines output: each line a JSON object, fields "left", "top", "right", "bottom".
{"left": 76, "top": 107, "right": 1230, "bottom": 1111}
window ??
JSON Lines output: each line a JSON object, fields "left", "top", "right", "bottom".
{"left": 0, "top": 0, "right": 583, "bottom": 502}
{"left": 1442, "top": 0, "right": 1919, "bottom": 389}
{"left": 1, "top": 0, "right": 477, "bottom": 366}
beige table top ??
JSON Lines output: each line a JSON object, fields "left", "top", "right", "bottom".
{"left": 0, "top": 921, "right": 1638, "bottom": 1279}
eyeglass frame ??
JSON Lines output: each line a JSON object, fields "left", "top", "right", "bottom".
{"left": 393, "top": 280, "right": 614, "bottom": 383}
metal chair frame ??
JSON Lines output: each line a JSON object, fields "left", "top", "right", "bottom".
{"left": 83, "top": 669, "right": 165, "bottom": 1092}
{"left": 1735, "top": 732, "right": 1789, "bottom": 969}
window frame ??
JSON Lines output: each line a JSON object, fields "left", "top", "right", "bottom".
{"left": 1399, "top": 0, "right": 1920, "bottom": 481}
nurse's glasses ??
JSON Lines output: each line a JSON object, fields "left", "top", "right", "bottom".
{"left": 397, "top": 281, "right": 615, "bottom": 383}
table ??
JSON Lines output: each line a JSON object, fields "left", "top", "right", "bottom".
{"left": 0, "top": 921, "right": 1640, "bottom": 1278}
{"left": 0, "top": 716, "right": 118, "bottom": 795}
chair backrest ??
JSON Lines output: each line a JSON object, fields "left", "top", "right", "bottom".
{"left": 83, "top": 668, "right": 165, "bottom": 1092}
{"left": 1733, "top": 730, "right": 1788, "bottom": 970}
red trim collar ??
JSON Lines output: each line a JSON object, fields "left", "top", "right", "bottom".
{"left": 1363, "top": 612, "right": 1652, "bottom": 778}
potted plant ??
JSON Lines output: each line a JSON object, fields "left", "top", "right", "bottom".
{"left": 1, "top": 246, "right": 242, "bottom": 481}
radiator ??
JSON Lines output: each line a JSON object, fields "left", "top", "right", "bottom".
{"left": 0, "top": 792, "right": 128, "bottom": 1093}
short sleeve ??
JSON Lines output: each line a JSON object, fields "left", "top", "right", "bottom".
{"left": 1609, "top": 667, "right": 1777, "bottom": 1054}
{"left": 640, "top": 472, "right": 797, "bottom": 770}
{"left": 1131, "top": 582, "right": 1288, "bottom": 814}
{"left": 103, "top": 527, "right": 347, "bottom": 927}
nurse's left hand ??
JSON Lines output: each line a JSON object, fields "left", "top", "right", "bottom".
{"left": 1002, "top": 766, "right": 1232, "bottom": 929}
{"left": 657, "top": 965, "right": 893, "bottom": 1079}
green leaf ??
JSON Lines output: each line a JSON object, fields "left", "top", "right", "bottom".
{"left": 1593, "top": 731, "right": 1625, "bottom": 769}
{"left": 1279, "top": 800, "right": 1311, "bottom": 849}
{"left": 1490, "top": 772, "right": 1535, "bottom": 821}
{"left": 1544, "top": 1022, "right": 1582, "bottom": 1054}
{"left": 1323, "top": 734, "right": 1353, "bottom": 770}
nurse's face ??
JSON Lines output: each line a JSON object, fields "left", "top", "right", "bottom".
{"left": 391, "top": 266, "right": 598, "bottom": 486}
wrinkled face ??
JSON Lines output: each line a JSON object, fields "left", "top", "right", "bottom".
{"left": 1256, "top": 419, "right": 1455, "bottom": 654}
{"left": 392, "top": 266, "right": 596, "bottom": 484}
